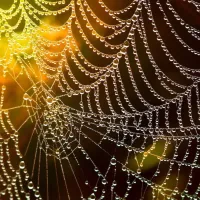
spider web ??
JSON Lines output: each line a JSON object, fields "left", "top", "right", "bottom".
{"left": 0, "top": 0, "right": 200, "bottom": 199}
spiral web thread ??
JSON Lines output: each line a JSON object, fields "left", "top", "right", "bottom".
{"left": 1, "top": 0, "right": 200, "bottom": 199}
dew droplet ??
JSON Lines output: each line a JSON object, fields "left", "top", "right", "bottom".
{"left": 28, "top": 181, "right": 33, "bottom": 190}
{"left": 111, "top": 157, "right": 116, "bottom": 165}
{"left": 85, "top": 180, "right": 88, "bottom": 185}
{"left": 23, "top": 93, "right": 29, "bottom": 100}
{"left": 7, "top": 184, "right": 12, "bottom": 190}
{"left": 46, "top": 96, "right": 53, "bottom": 105}
{"left": 102, "top": 179, "right": 107, "bottom": 185}
{"left": 19, "top": 161, "right": 25, "bottom": 169}
{"left": 35, "top": 190, "right": 40, "bottom": 198}
{"left": 88, "top": 193, "right": 95, "bottom": 200}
